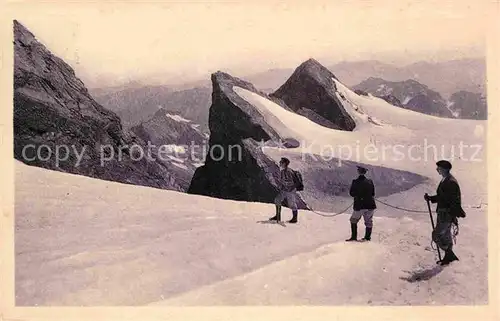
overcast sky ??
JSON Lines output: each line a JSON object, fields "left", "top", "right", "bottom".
{"left": 11, "top": 1, "right": 491, "bottom": 87}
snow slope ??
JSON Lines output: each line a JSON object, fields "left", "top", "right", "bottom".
{"left": 15, "top": 79, "right": 487, "bottom": 306}
{"left": 15, "top": 161, "right": 487, "bottom": 306}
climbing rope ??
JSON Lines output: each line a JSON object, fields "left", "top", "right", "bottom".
{"left": 305, "top": 197, "right": 430, "bottom": 217}
{"left": 374, "top": 199, "right": 429, "bottom": 213}
{"left": 307, "top": 197, "right": 483, "bottom": 216}
{"left": 307, "top": 202, "right": 353, "bottom": 217}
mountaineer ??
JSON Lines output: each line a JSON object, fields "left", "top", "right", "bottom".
{"left": 269, "top": 157, "right": 303, "bottom": 224}
{"left": 346, "top": 166, "right": 376, "bottom": 242}
{"left": 425, "top": 160, "right": 466, "bottom": 266}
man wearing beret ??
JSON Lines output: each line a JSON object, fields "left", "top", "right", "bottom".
{"left": 425, "top": 160, "right": 466, "bottom": 265}
{"left": 346, "top": 165, "right": 376, "bottom": 242}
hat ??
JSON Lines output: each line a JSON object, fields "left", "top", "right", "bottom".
{"left": 356, "top": 165, "right": 368, "bottom": 174}
{"left": 279, "top": 157, "right": 290, "bottom": 166}
{"left": 436, "top": 160, "right": 452, "bottom": 170}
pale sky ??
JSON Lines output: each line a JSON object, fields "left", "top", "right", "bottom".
{"left": 8, "top": 1, "right": 493, "bottom": 87}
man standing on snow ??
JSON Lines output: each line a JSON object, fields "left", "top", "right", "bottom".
{"left": 425, "top": 160, "right": 465, "bottom": 266}
{"left": 269, "top": 157, "right": 299, "bottom": 224}
{"left": 346, "top": 166, "right": 376, "bottom": 242}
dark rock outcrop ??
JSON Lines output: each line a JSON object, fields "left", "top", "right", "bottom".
{"left": 14, "top": 20, "right": 182, "bottom": 190}
{"left": 353, "top": 77, "right": 453, "bottom": 117}
{"left": 271, "top": 58, "right": 356, "bottom": 131}
{"left": 448, "top": 91, "right": 487, "bottom": 120}
{"left": 188, "top": 72, "right": 307, "bottom": 208}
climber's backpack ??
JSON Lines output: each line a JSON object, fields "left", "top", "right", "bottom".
{"left": 292, "top": 170, "right": 304, "bottom": 191}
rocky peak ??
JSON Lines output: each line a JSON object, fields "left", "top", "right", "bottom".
{"left": 295, "top": 58, "right": 338, "bottom": 80}
{"left": 209, "top": 71, "right": 282, "bottom": 144}
{"left": 271, "top": 58, "right": 356, "bottom": 131}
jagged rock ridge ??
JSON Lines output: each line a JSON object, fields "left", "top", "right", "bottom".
{"left": 13, "top": 20, "right": 182, "bottom": 191}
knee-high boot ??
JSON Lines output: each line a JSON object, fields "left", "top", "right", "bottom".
{"left": 270, "top": 205, "right": 282, "bottom": 221}
{"left": 346, "top": 223, "right": 358, "bottom": 242}
{"left": 362, "top": 227, "right": 372, "bottom": 241}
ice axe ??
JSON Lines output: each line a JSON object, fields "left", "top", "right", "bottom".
{"left": 425, "top": 194, "right": 442, "bottom": 262}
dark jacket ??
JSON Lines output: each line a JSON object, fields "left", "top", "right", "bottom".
{"left": 349, "top": 175, "right": 376, "bottom": 211}
{"left": 276, "top": 168, "right": 296, "bottom": 192}
{"left": 429, "top": 174, "right": 466, "bottom": 217}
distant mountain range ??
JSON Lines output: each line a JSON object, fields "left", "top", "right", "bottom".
{"left": 241, "top": 58, "right": 486, "bottom": 98}
{"left": 91, "top": 57, "right": 486, "bottom": 129}
{"left": 109, "top": 58, "right": 483, "bottom": 98}
{"left": 352, "top": 78, "right": 452, "bottom": 117}
{"left": 93, "top": 85, "right": 212, "bottom": 131}
{"left": 329, "top": 59, "right": 486, "bottom": 98}
{"left": 352, "top": 77, "right": 486, "bottom": 119}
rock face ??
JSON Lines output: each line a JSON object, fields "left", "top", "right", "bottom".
{"left": 271, "top": 58, "right": 356, "bottom": 131}
{"left": 448, "top": 91, "right": 487, "bottom": 120}
{"left": 188, "top": 72, "right": 307, "bottom": 208}
{"left": 353, "top": 77, "right": 453, "bottom": 117}
{"left": 13, "top": 20, "right": 182, "bottom": 191}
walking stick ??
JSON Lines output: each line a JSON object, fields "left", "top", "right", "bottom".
{"left": 426, "top": 197, "right": 442, "bottom": 262}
